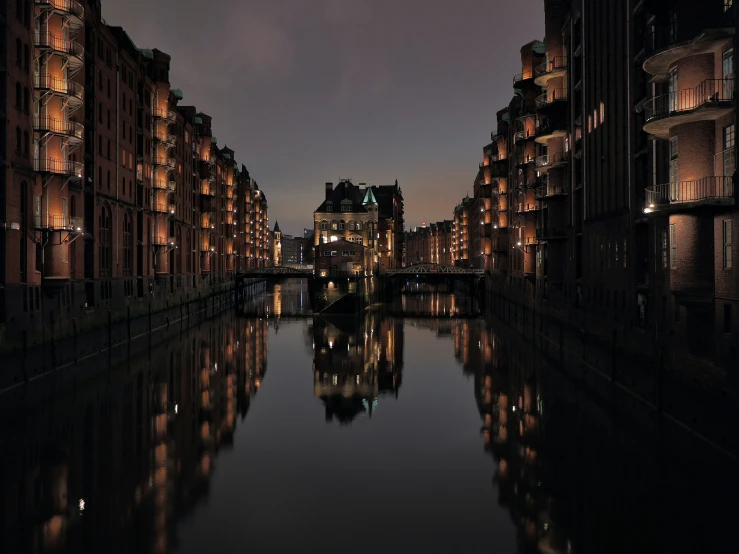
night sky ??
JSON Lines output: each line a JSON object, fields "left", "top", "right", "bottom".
{"left": 102, "top": 0, "right": 543, "bottom": 235}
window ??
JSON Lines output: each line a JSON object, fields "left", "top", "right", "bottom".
{"left": 668, "top": 68, "right": 678, "bottom": 112}
{"left": 16, "top": 0, "right": 22, "bottom": 21}
{"left": 668, "top": 9, "right": 678, "bottom": 43}
{"left": 99, "top": 205, "right": 112, "bottom": 277}
{"left": 23, "top": 131, "right": 29, "bottom": 156}
{"left": 15, "top": 127, "right": 21, "bottom": 153}
{"left": 107, "top": 78, "right": 111, "bottom": 98}
{"left": 23, "top": 44, "right": 29, "bottom": 72}
{"left": 725, "top": 304, "right": 733, "bottom": 334}
{"left": 725, "top": 0, "right": 734, "bottom": 12}
{"left": 670, "top": 224, "right": 677, "bottom": 269}
{"left": 355, "top": 221, "right": 362, "bottom": 231}
{"left": 107, "top": 169, "right": 111, "bottom": 190}
{"left": 123, "top": 212, "right": 133, "bottom": 275}
{"left": 107, "top": 109, "right": 111, "bottom": 130}
{"left": 325, "top": 201, "right": 333, "bottom": 212}
{"left": 99, "top": 103, "right": 103, "bottom": 123}
{"left": 661, "top": 230, "right": 668, "bottom": 269}
{"left": 341, "top": 203, "right": 351, "bottom": 212}
{"left": 723, "top": 124, "right": 735, "bottom": 178}
{"left": 669, "top": 137, "right": 679, "bottom": 201}
{"left": 338, "top": 220, "right": 345, "bottom": 230}
{"left": 122, "top": 176, "right": 126, "bottom": 195}
{"left": 23, "top": 87, "right": 29, "bottom": 113}
{"left": 723, "top": 219, "right": 733, "bottom": 269}
{"left": 98, "top": 166, "right": 103, "bottom": 188}
{"left": 24, "top": 0, "right": 30, "bottom": 25}
{"left": 331, "top": 221, "right": 338, "bottom": 230}
{"left": 16, "top": 38, "right": 21, "bottom": 66}
{"left": 723, "top": 49, "right": 734, "bottom": 99}
{"left": 16, "top": 82, "right": 21, "bottom": 109}
{"left": 107, "top": 140, "right": 111, "bottom": 159}
{"left": 99, "top": 70, "right": 103, "bottom": 91}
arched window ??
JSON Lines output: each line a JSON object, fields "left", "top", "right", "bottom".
{"left": 15, "top": 127, "right": 21, "bottom": 153}
{"left": 16, "top": 38, "right": 21, "bottom": 66}
{"left": 320, "top": 220, "right": 328, "bottom": 231}
{"left": 355, "top": 221, "right": 362, "bottom": 231}
{"left": 15, "top": 82, "right": 21, "bottom": 108}
{"left": 330, "top": 220, "right": 338, "bottom": 231}
{"left": 338, "top": 220, "right": 345, "bottom": 231}
{"left": 347, "top": 221, "right": 355, "bottom": 231}
{"left": 99, "top": 205, "right": 111, "bottom": 277}
{"left": 123, "top": 211, "right": 132, "bottom": 275}
{"left": 23, "top": 87, "right": 29, "bottom": 113}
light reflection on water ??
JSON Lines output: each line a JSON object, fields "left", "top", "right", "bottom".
{"left": 0, "top": 286, "right": 736, "bottom": 554}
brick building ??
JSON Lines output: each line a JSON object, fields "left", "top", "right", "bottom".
{"left": 314, "top": 238, "right": 368, "bottom": 278}
{"left": 0, "top": 0, "right": 270, "bottom": 351}
{"left": 405, "top": 220, "right": 453, "bottom": 266}
{"left": 455, "top": 0, "right": 737, "bottom": 372}
{"left": 405, "top": 224, "right": 431, "bottom": 265}
{"left": 312, "top": 180, "right": 404, "bottom": 274}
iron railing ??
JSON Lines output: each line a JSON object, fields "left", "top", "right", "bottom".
{"left": 536, "top": 89, "right": 568, "bottom": 108}
{"left": 153, "top": 179, "right": 176, "bottom": 192}
{"left": 35, "top": 0, "right": 84, "bottom": 20}
{"left": 535, "top": 56, "right": 567, "bottom": 77}
{"left": 152, "top": 156, "right": 176, "bottom": 169}
{"left": 645, "top": 78, "right": 734, "bottom": 122}
{"left": 534, "top": 184, "right": 567, "bottom": 198}
{"left": 152, "top": 108, "right": 177, "bottom": 122}
{"left": 152, "top": 236, "right": 176, "bottom": 246}
{"left": 34, "top": 32, "right": 84, "bottom": 60}
{"left": 536, "top": 152, "right": 568, "bottom": 169}
{"left": 34, "top": 157, "right": 83, "bottom": 176}
{"left": 152, "top": 202, "right": 176, "bottom": 214}
{"left": 33, "top": 116, "right": 84, "bottom": 140}
{"left": 34, "top": 214, "right": 83, "bottom": 231}
{"left": 645, "top": 176, "right": 735, "bottom": 207}
{"left": 34, "top": 73, "right": 84, "bottom": 101}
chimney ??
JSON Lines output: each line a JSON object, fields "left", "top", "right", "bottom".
{"left": 325, "top": 182, "right": 333, "bottom": 199}
{"left": 358, "top": 182, "right": 366, "bottom": 191}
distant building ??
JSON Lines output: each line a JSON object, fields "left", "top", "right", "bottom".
{"left": 314, "top": 239, "right": 368, "bottom": 278}
{"left": 272, "top": 222, "right": 282, "bottom": 266}
{"left": 312, "top": 180, "right": 404, "bottom": 274}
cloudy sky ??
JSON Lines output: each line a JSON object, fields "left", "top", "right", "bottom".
{"left": 102, "top": 0, "right": 543, "bottom": 235}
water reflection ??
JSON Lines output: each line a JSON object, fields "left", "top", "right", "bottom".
{"left": 311, "top": 314, "right": 402, "bottom": 423}
{"left": 1, "top": 290, "right": 736, "bottom": 554}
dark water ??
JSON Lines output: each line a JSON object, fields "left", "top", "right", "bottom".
{"left": 1, "top": 284, "right": 737, "bottom": 554}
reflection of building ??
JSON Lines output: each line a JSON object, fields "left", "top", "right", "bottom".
{"left": 0, "top": 314, "right": 269, "bottom": 553}
{"left": 312, "top": 314, "right": 403, "bottom": 423}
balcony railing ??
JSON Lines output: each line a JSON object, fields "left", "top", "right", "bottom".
{"left": 201, "top": 183, "right": 216, "bottom": 196}
{"left": 645, "top": 79, "right": 734, "bottom": 122}
{"left": 515, "top": 130, "right": 535, "bottom": 142}
{"left": 645, "top": 177, "right": 735, "bottom": 209}
{"left": 152, "top": 202, "right": 176, "bottom": 214}
{"left": 535, "top": 56, "right": 567, "bottom": 77}
{"left": 154, "top": 133, "right": 177, "bottom": 147}
{"left": 536, "top": 89, "right": 568, "bottom": 108}
{"left": 34, "top": 32, "right": 84, "bottom": 61}
{"left": 34, "top": 157, "right": 83, "bottom": 177}
{"left": 35, "top": 0, "right": 84, "bottom": 21}
{"left": 33, "top": 116, "right": 84, "bottom": 141}
{"left": 33, "top": 214, "right": 83, "bottom": 231}
{"left": 536, "top": 152, "right": 568, "bottom": 169}
{"left": 34, "top": 73, "right": 84, "bottom": 102}
{"left": 534, "top": 184, "right": 568, "bottom": 198}
{"left": 152, "top": 236, "right": 176, "bottom": 247}
{"left": 152, "top": 179, "right": 176, "bottom": 192}
{"left": 152, "top": 108, "right": 177, "bottom": 122}
{"left": 152, "top": 156, "right": 176, "bottom": 169}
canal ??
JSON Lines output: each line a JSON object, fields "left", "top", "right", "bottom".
{"left": 1, "top": 282, "right": 736, "bottom": 554}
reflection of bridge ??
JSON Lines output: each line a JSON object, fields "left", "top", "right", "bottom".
{"left": 236, "top": 266, "right": 313, "bottom": 279}
{"left": 383, "top": 264, "right": 485, "bottom": 278}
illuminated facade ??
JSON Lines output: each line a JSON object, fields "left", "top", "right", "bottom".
{"left": 0, "top": 0, "right": 271, "bottom": 353}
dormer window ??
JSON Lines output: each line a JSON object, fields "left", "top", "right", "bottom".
{"left": 325, "top": 201, "right": 333, "bottom": 212}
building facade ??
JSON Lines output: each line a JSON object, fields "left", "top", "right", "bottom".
{"left": 453, "top": 0, "right": 737, "bottom": 373}
{"left": 312, "top": 180, "right": 404, "bottom": 274}
{"left": 0, "top": 0, "right": 270, "bottom": 352}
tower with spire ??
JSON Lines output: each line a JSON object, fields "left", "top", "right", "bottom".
{"left": 272, "top": 221, "right": 282, "bottom": 266}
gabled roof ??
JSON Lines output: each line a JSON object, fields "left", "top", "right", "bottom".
{"left": 273, "top": 221, "right": 281, "bottom": 233}
{"left": 314, "top": 181, "right": 369, "bottom": 214}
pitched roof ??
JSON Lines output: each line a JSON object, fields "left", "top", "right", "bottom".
{"left": 362, "top": 188, "right": 378, "bottom": 205}
{"left": 273, "top": 221, "right": 281, "bottom": 233}
{"left": 314, "top": 181, "right": 368, "bottom": 214}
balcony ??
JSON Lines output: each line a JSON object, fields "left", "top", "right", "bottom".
{"left": 536, "top": 152, "right": 568, "bottom": 172}
{"left": 536, "top": 226, "right": 568, "bottom": 241}
{"left": 33, "top": 116, "right": 83, "bottom": 143}
{"left": 34, "top": 74, "right": 83, "bottom": 107}
{"left": 152, "top": 156, "right": 176, "bottom": 169}
{"left": 201, "top": 183, "right": 216, "bottom": 196}
{"left": 514, "top": 129, "right": 535, "bottom": 143}
{"left": 152, "top": 201, "right": 176, "bottom": 214}
{"left": 201, "top": 213, "right": 215, "bottom": 229}
{"left": 33, "top": 214, "right": 83, "bottom": 232}
{"left": 34, "top": 32, "right": 84, "bottom": 69}
{"left": 644, "top": 177, "right": 735, "bottom": 212}
{"left": 34, "top": 157, "right": 83, "bottom": 178}
{"left": 643, "top": 79, "right": 734, "bottom": 139}
{"left": 152, "top": 179, "right": 176, "bottom": 192}
{"left": 643, "top": 25, "right": 735, "bottom": 78}
{"left": 534, "top": 56, "right": 567, "bottom": 86}
{"left": 513, "top": 71, "right": 533, "bottom": 87}
{"left": 152, "top": 236, "right": 176, "bottom": 247}
{"left": 535, "top": 89, "right": 568, "bottom": 109}
{"left": 152, "top": 108, "right": 177, "bottom": 123}
{"left": 154, "top": 133, "right": 177, "bottom": 148}
{"left": 515, "top": 153, "right": 536, "bottom": 168}
{"left": 516, "top": 202, "right": 540, "bottom": 214}
{"left": 534, "top": 183, "right": 568, "bottom": 199}
{"left": 35, "top": 0, "right": 84, "bottom": 27}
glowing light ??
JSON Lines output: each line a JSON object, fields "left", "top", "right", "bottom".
{"left": 174, "top": 403, "right": 179, "bottom": 414}
{"left": 79, "top": 498, "right": 85, "bottom": 512}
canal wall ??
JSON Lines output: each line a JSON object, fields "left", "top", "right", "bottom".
{"left": 0, "top": 279, "right": 265, "bottom": 392}
{"left": 484, "top": 273, "right": 738, "bottom": 457}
